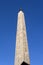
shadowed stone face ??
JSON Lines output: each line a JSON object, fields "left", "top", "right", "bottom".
{"left": 21, "top": 62, "right": 30, "bottom": 65}
{"left": 14, "top": 10, "right": 30, "bottom": 65}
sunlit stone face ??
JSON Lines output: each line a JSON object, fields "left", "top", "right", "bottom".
{"left": 14, "top": 10, "right": 30, "bottom": 65}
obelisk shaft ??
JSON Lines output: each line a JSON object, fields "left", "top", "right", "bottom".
{"left": 14, "top": 11, "right": 30, "bottom": 65}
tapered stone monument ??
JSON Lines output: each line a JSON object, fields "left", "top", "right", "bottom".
{"left": 14, "top": 10, "right": 30, "bottom": 65}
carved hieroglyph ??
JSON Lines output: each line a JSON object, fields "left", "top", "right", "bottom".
{"left": 14, "top": 11, "right": 30, "bottom": 65}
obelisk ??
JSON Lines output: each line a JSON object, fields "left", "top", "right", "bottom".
{"left": 14, "top": 10, "right": 30, "bottom": 65}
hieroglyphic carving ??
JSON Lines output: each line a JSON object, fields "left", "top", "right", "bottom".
{"left": 14, "top": 11, "right": 30, "bottom": 65}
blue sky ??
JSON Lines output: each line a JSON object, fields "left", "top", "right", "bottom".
{"left": 0, "top": 0, "right": 43, "bottom": 65}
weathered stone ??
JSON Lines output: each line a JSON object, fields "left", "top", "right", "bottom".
{"left": 14, "top": 10, "right": 30, "bottom": 65}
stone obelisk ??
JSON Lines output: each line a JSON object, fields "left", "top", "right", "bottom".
{"left": 14, "top": 10, "right": 30, "bottom": 65}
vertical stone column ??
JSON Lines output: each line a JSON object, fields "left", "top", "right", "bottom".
{"left": 14, "top": 10, "right": 30, "bottom": 65}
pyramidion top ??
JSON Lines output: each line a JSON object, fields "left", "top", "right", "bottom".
{"left": 18, "top": 10, "right": 24, "bottom": 15}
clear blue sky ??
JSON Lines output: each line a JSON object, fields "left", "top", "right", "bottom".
{"left": 0, "top": 0, "right": 43, "bottom": 65}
